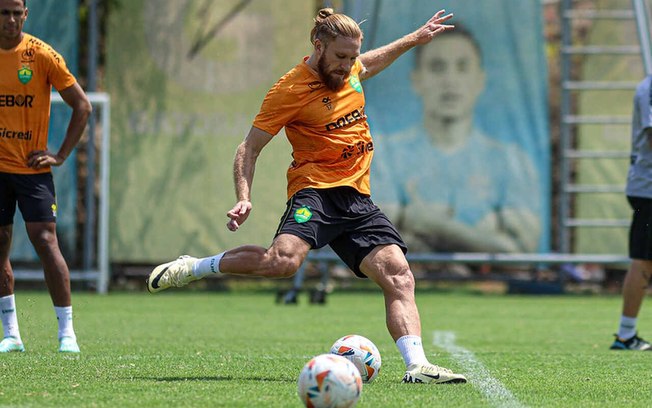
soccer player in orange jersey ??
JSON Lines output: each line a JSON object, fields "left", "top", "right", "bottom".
{"left": 0, "top": 0, "right": 92, "bottom": 353}
{"left": 148, "top": 8, "right": 467, "bottom": 383}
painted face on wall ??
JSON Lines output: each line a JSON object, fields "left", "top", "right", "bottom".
{"left": 412, "top": 33, "right": 485, "bottom": 123}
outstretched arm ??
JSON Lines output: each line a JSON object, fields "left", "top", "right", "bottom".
{"left": 358, "top": 9, "right": 454, "bottom": 81}
{"left": 227, "top": 126, "right": 274, "bottom": 231}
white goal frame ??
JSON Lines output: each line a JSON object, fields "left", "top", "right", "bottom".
{"left": 13, "top": 92, "right": 110, "bottom": 294}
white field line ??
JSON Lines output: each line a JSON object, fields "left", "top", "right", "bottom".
{"left": 433, "top": 331, "right": 526, "bottom": 408}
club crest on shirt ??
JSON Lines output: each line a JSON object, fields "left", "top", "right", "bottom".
{"left": 349, "top": 74, "right": 362, "bottom": 93}
{"left": 294, "top": 205, "right": 313, "bottom": 223}
{"left": 18, "top": 65, "right": 33, "bottom": 84}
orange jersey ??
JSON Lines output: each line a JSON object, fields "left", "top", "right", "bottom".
{"left": 0, "top": 33, "right": 77, "bottom": 174}
{"left": 253, "top": 58, "right": 373, "bottom": 199}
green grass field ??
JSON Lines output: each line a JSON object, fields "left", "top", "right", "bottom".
{"left": 0, "top": 288, "right": 650, "bottom": 407}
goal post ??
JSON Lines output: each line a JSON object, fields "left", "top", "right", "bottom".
{"left": 12, "top": 92, "right": 111, "bottom": 294}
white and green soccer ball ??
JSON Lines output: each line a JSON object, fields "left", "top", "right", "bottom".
{"left": 297, "top": 353, "right": 362, "bottom": 408}
{"left": 330, "top": 334, "right": 382, "bottom": 383}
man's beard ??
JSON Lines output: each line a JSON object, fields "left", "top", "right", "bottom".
{"left": 318, "top": 54, "right": 347, "bottom": 91}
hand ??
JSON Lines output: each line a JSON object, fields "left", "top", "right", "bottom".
{"left": 413, "top": 9, "right": 454, "bottom": 45}
{"left": 226, "top": 200, "right": 252, "bottom": 231}
{"left": 27, "top": 150, "right": 64, "bottom": 169}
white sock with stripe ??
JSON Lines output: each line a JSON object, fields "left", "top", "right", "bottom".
{"left": 54, "top": 306, "right": 76, "bottom": 340}
{"left": 396, "top": 335, "right": 428, "bottom": 368}
{"left": 192, "top": 252, "right": 225, "bottom": 277}
{"left": 0, "top": 294, "right": 21, "bottom": 341}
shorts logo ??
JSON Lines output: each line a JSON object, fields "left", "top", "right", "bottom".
{"left": 51, "top": 204, "right": 57, "bottom": 217}
{"left": 294, "top": 206, "right": 313, "bottom": 223}
{"left": 18, "top": 66, "right": 33, "bottom": 84}
{"left": 349, "top": 74, "right": 362, "bottom": 93}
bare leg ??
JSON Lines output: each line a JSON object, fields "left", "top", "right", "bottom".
{"left": 359, "top": 244, "right": 420, "bottom": 341}
{"left": 622, "top": 259, "right": 652, "bottom": 317}
{"left": 0, "top": 225, "right": 26, "bottom": 350}
{"left": 148, "top": 234, "right": 313, "bottom": 293}
{"left": 0, "top": 225, "right": 14, "bottom": 297}
{"left": 219, "top": 234, "right": 311, "bottom": 279}
{"left": 358, "top": 244, "right": 467, "bottom": 383}
{"left": 25, "top": 222, "right": 71, "bottom": 307}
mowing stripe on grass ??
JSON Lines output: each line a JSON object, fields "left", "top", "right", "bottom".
{"left": 433, "top": 331, "right": 526, "bottom": 408}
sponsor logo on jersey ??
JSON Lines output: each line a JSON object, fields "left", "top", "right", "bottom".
{"left": 17, "top": 65, "right": 33, "bottom": 84}
{"left": 341, "top": 141, "right": 373, "bottom": 159}
{"left": 0, "top": 128, "right": 33, "bottom": 140}
{"left": 325, "top": 108, "right": 366, "bottom": 131}
{"left": 0, "top": 94, "right": 34, "bottom": 107}
{"left": 21, "top": 47, "right": 35, "bottom": 63}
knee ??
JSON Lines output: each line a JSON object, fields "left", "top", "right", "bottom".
{"left": 383, "top": 264, "right": 415, "bottom": 295}
{"left": 28, "top": 229, "right": 56, "bottom": 252}
{"left": 268, "top": 253, "right": 302, "bottom": 279}
{"left": 0, "top": 228, "right": 10, "bottom": 251}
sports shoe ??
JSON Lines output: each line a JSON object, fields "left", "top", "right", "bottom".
{"left": 59, "top": 336, "right": 80, "bottom": 353}
{"left": 402, "top": 363, "right": 467, "bottom": 384}
{"left": 147, "top": 255, "right": 199, "bottom": 293}
{"left": 0, "top": 336, "right": 24, "bottom": 353}
{"left": 610, "top": 333, "right": 652, "bottom": 351}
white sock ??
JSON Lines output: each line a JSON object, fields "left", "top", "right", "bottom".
{"left": 192, "top": 252, "right": 225, "bottom": 278}
{"left": 618, "top": 315, "right": 637, "bottom": 340}
{"left": 396, "top": 335, "right": 428, "bottom": 368}
{"left": 54, "top": 306, "right": 75, "bottom": 340}
{"left": 0, "top": 294, "right": 21, "bottom": 341}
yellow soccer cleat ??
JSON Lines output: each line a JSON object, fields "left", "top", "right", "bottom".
{"left": 402, "top": 363, "right": 467, "bottom": 384}
{"left": 147, "top": 255, "right": 199, "bottom": 293}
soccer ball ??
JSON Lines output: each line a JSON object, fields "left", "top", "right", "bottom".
{"left": 297, "top": 354, "right": 362, "bottom": 408}
{"left": 330, "top": 335, "right": 382, "bottom": 383}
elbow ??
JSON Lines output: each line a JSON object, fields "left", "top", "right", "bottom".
{"left": 82, "top": 99, "right": 93, "bottom": 119}
{"left": 74, "top": 98, "right": 93, "bottom": 123}
{"left": 240, "top": 141, "right": 262, "bottom": 161}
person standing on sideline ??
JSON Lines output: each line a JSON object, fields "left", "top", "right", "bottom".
{"left": 148, "top": 8, "right": 467, "bottom": 383}
{"left": 0, "top": 0, "right": 92, "bottom": 353}
{"left": 611, "top": 75, "right": 652, "bottom": 351}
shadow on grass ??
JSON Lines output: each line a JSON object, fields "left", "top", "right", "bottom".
{"left": 133, "top": 376, "right": 294, "bottom": 383}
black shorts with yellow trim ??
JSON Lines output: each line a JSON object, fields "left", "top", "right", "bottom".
{"left": 275, "top": 186, "right": 407, "bottom": 277}
{"left": 0, "top": 172, "right": 57, "bottom": 225}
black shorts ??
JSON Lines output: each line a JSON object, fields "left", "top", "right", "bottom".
{"left": 275, "top": 187, "right": 407, "bottom": 277}
{"left": 628, "top": 196, "right": 652, "bottom": 260}
{"left": 0, "top": 172, "right": 57, "bottom": 225}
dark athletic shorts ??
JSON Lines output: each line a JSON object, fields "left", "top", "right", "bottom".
{"left": 0, "top": 172, "right": 57, "bottom": 226}
{"left": 628, "top": 196, "right": 652, "bottom": 260}
{"left": 275, "top": 186, "right": 407, "bottom": 278}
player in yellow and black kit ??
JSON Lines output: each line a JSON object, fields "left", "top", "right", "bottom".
{"left": 148, "top": 8, "right": 467, "bottom": 384}
{"left": 0, "top": 0, "right": 92, "bottom": 353}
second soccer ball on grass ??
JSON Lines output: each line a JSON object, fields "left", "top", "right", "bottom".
{"left": 330, "top": 334, "right": 382, "bottom": 383}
